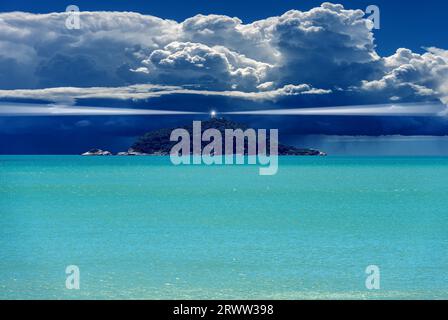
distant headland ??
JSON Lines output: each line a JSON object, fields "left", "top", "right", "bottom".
{"left": 82, "top": 118, "right": 326, "bottom": 156}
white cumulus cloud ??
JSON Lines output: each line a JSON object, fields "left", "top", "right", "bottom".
{"left": 0, "top": 2, "right": 447, "bottom": 111}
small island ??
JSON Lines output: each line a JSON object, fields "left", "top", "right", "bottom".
{"left": 82, "top": 118, "right": 326, "bottom": 156}
{"left": 81, "top": 148, "right": 113, "bottom": 156}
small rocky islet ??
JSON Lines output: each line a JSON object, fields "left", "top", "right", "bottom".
{"left": 82, "top": 118, "right": 326, "bottom": 156}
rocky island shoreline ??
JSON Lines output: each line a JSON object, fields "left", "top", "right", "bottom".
{"left": 82, "top": 118, "right": 326, "bottom": 156}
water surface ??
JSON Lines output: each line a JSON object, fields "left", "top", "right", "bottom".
{"left": 0, "top": 156, "right": 447, "bottom": 299}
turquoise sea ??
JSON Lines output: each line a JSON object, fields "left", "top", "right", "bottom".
{"left": 0, "top": 156, "right": 447, "bottom": 299}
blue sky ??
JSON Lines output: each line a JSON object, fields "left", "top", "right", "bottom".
{"left": 0, "top": 1, "right": 447, "bottom": 154}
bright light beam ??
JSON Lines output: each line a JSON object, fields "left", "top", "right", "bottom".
{"left": 0, "top": 102, "right": 204, "bottom": 116}
{"left": 0, "top": 102, "right": 445, "bottom": 117}
{"left": 224, "top": 102, "right": 446, "bottom": 116}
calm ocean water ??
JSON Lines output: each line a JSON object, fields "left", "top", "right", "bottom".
{"left": 0, "top": 156, "right": 447, "bottom": 299}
